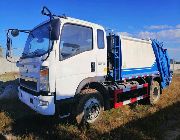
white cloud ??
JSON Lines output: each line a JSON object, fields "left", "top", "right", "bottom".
{"left": 144, "top": 24, "right": 180, "bottom": 30}
{"left": 158, "top": 29, "right": 180, "bottom": 39}
{"left": 119, "top": 32, "right": 133, "bottom": 37}
{"left": 137, "top": 31, "right": 156, "bottom": 39}
{"left": 167, "top": 48, "right": 180, "bottom": 51}
{"left": 136, "top": 29, "right": 180, "bottom": 42}
{"left": 119, "top": 24, "right": 180, "bottom": 61}
{"left": 144, "top": 25, "right": 172, "bottom": 30}
{"left": 118, "top": 24, "right": 180, "bottom": 43}
{"left": 176, "top": 24, "right": 180, "bottom": 29}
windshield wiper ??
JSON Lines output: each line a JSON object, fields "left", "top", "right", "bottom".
{"left": 31, "top": 51, "right": 39, "bottom": 56}
{"left": 30, "top": 49, "right": 47, "bottom": 57}
{"left": 21, "top": 49, "right": 47, "bottom": 58}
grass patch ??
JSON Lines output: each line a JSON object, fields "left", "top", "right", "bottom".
{"left": 0, "top": 73, "right": 180, "bottom": 139}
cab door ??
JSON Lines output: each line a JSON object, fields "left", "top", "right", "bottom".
{"left": 55, "top": 23, "right": 97, "bottom": 100}
{"left": 96, "top": 29, "right": 107, "bottom": 76}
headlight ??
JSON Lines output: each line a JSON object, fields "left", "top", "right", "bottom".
{"left": 40, "top": 66, "right": 49, "bottom": 91}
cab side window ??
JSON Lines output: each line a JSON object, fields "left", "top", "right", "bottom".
{"left": 60, "top": 24, "right": 93, "bottom": 60}
{"left": 97, "top": 29, "right": 105, "bottom": 49}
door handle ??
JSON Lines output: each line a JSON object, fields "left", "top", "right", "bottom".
{"left": 91, "top": 62, "right": 95, "bottom": 72}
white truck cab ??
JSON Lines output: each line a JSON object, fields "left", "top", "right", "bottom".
{"left": 15, "top": 16, "right": 107, "bottom": 117}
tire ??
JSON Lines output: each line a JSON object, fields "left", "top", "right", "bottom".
{"left": 149, "top": 80, "right": 161, "bottom": 105}
{"left": 75, "top": 89, "right": 104, "bottom": 125}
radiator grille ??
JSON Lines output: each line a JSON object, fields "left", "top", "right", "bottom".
{"left": 20, "top": 78, "right": 37, "bottom": 91}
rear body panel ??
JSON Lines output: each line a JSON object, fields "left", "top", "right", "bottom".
{"left": 121, "top": 36, "right": 159, "bottom": 79}
{"left": 109, "top": 35, "right": 159, "bottom": 81}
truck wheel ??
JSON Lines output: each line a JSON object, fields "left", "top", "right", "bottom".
{"left": 75, "top": 90, "right": 104, "bottom": 125}
{"left": 150, "top": 80, "right": 161, "bottom": 105}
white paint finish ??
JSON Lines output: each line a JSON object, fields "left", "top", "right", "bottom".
{"left": 18, "top": 87, "right": 55, "bottom": 115}
{"left": 55, "top": 18, "right": 107, "bottom": 100}
{"left": 17, "top": 17, "right": 106, "bottom": 103}
{"left": 95, "top": 29, "right": 107, "bottom": 76}
{"left": 18, "top": 47, "right": 57, "bottom": 93}
{"left": 137, "top": 85, "right": 143, "bottom": 89}
{"left": 61, "top": 17, "right": 104, "bottom": 30}
{"left": 55, "top": 50, "right": 97, "bottom": 100}
{"left": 19, "top": 62, "right": 40, "bottom": 78}
{"left": 46, "top": 49, "right": 57, "bottom": 93}
{"left": 18, "top": 57, "right": 41, "bottom": 91}
{"left": 17, "top": 17, "right": 108, "bottom": 114}
{"left": 121, "top": 95, "right": 145, "bottom": 106}
{"left": 123, "top": 100, "right": 131, "bottom": 105}
{"left": 18, "top": 57, "right": 41, "bottom": 79}
{"left": 120, "top": 36, "right": 156, "bottom": 69}
{"left": 136, "top": 95, "right": 144, "bottom": 100}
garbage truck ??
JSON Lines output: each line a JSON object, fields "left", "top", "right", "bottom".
{"left": 6, "top": 7, "right": 172, "bottom": 124}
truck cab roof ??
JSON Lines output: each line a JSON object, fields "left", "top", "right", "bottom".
{"left": 60, "top": 16, "right": 105, "bottom": 30}
{"left": 32, "top": 16, "right": 105, "bottom": 33}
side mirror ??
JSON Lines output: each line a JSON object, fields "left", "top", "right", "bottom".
{"left": 6, "top": 50, "right": 11, "bottom": 58}
{"left": 6, "top": 37, "right": 12, "bottom": 57}
{"left": 50, "top": 18, "right": 60, "bottom": 40}
{"left": 11, "top": 29, "right": 19, "bottom": 37}
{"left": 7, "top": 37, "right": 12, "bottom": 51}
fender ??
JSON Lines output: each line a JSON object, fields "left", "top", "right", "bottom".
{"left": 75, "top": 76, "right": 110, "bottom": 110}
{"left": 75, "top": 76, "right": 105, "bottom": 95}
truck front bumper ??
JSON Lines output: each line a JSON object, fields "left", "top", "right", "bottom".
{"left": 18, "top": 87, "right": 55, "bottom": 115}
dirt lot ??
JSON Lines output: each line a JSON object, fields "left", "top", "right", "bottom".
{"left": 0, "top": 73, "right": 180, "bottom": 140}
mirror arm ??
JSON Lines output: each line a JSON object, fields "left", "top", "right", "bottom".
{"left": 6, "top": 56, "right": 17, "bottom": 63}
{"left": 42, "top": 6, "right": 53, "bottom": 21}
{"left": 18, "top": 30, "right": 31, "bottom": 33}
{"left": 7, "top": 29, "right": 30, "bottom": 34}
{"left": 6, "top": 44, "right": 16, "bottom": 64}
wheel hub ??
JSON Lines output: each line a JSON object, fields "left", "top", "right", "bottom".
{"left": 84, "top": 98, "right": 101, "bottom": 123}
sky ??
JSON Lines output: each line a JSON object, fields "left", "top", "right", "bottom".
{"left": 0, "top": 0, "right": 180, "bottom": 60}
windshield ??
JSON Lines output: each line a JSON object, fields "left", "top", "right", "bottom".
{"left": 22, "top": 22, "right": 51, "bottom": 58}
